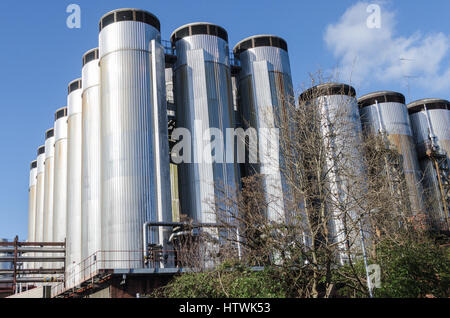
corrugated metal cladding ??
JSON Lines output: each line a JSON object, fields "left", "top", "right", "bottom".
{"left": 43, "top": 130, "right": 55, "bottom": 244}
{"left": 66, "top": 79, "right": 83, "bottom": 287}
{"left": 52, "top": 107, "right": 68, "bottom": 244}
{"left": 28, "top": 161, "right": 37, "bottom": 243}
{"left": 43, "top": 129, "right": 55, "bottom": 270}
{"left": 358, "top": 94, "right": 425, "bottom": 215}
{"left": 408, "top": 99, "right": 450, "bottom": 229}
{"left": 81, "top": 49, "right": 101, "bottom": 277}
{"left": 27, "top": 162, "right": 37, "bottom": 271}
{"left": 301, "top": 87, "right": 367, "bottom": 265}
{"left": 52, "top": 107, "right": 68, "bottom": 271}
{"left": 234, "top": 36, "right": 294, "bottom": 223}
{"left": 99, "top": 13, "right": 172, "bottom": 269}
{"left": 34, "top": 146, "right": 46, "bottom": 269}
{"left": 173, "top": 26, "right": 239, "bottom": 229}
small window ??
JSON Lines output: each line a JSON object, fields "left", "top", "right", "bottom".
{"left": 217, "top": 27, "right": 228, "bottom": 42}
{"left": 116, "top": 10, "right": 133, "bottom": 22}
{"left": 135, "top": 11, "right": 144, "bottom": 23}
{"left": 176, "top": 27, "right": 189, "bottom": 40}
{"left": 46, "top": 129, "right": 54, "bottom": 139}
{"left": 101, "top": 13, "right": 115, "bottom": 30}
{"left": 280, "top": 40, "right": 288, "bottom": 52}
{"left": 191, "top": 24, "right": 207, "bottom": 36}
{"left": 209, "top": 25, "right": 218, "bottom": 36}
{"left": 254, "top": 37, "right": 271, "bottom": 47}
{"left": 144, "top": 13, "right": 160, "bottom": 31}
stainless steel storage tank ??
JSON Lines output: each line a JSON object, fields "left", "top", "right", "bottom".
{"left": 299, "top": 83, "right": 367, "bottom": 265}
{"left": 171, "top": 22, "right": 239, "bottom": 231}
{"left": 43, "top": 129, "right": 55, "bottom": 244}
{"left": 407, "top": 98, "right": 450, "bottom": 230}
{"left": 233, "top": 35, "right": 294, "bottom": 223}
{"left": 99, "top": 9, "right": 172, "bottom": 269}
{"left": 81, "top": 48, "right": 101, "bottom": 277}
{"left": 358, "top": 91, "right": 425, "bottom": 215}
{"left": 53, "top": 107, "right": 68, "bottom": 272}
{"left": 27, "top": 161, "right": 37, "bottom": 271}
{"left": 66, "top": 78, "right": 82, "bottom": 286}
{"left": 35, "top": 145, "right": 46, "bottom": 269}
{"left": 53, "top": 107, "right": 68, "bottom": 244}
{"left": 28, "top": 161, "right": 38, "bottom": 243}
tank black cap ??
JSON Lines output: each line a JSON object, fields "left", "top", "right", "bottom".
{"left": 170, "top": 22, "right": 228, "bottom": 46}
{"left": 358, "top": 91, "right": 405, "bottom": 109}
{"left": 30, "top": 161, "right": 37, "bottom": 170}
{"left": 68, "top": 79, "right": 82, "bottom": 95}
{"left": 233, "top": 35, "right": 288, "bottom": 56}
{"left": 83, "top": 48, "right": 99, "bottom": 67}
{"left": 99, "top": 8, "right": 160, "bottom": 32}
{"left": 407, "top": 98, "right": 450, "bottom": 115}
{"left": 37, "top": 146, "right": 45, "bottom": 156}
{"left": 45, "top": 128, "right": 54, "bottom": 140}
{"left": 55, "top": 107, "right": 68, "bottom": 121}
{"left": 299, "top": 83, "right": 356, "bottom": 102}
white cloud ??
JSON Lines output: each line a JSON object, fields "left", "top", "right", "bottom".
{"left": 324, "top": 1, "right": 450, "bottom": 95}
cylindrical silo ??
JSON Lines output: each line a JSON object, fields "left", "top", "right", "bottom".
{"left": 358, "top": 91, "right": 426, "bottom": 215}
{"left": 28, "top": 161, "right": 38, "bottom": 243}
{"left": 99, "top": 8, "right": 172, "bottom": 269}
{"left": 53, "top": 107, "right": 68, "bottom": 274}
{"left": 43, "top": 129, "right": 55, "bottom": 243}
{"left": 299, "top": 83, "right": 367, "bottom": 265}
{"left": 42, "top": 128, "right": 55, "bottom": 271}
{"left": 407, "top": 98, "right": 450, "bottom": 230}
{"left": 81, "top": 48, "right": 101, "bottom": 278}
{"left": 35, "top": 145, "right": 46, "bottom": 269}
{"left": 233, "top": 35, "right": 294, "bottom": 223}
{"left": 53, "top": 107, "right": 68, "bottom": 244}
{"left": 66, "top": 78, "right": 82, "bottom": 286}
{"left": 171, "top": 22, "right": 239, "bottom": 241}
{"left": 27, "top": 161, "right": 37, "bottom": 272}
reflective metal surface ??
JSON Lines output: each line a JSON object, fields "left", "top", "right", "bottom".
{"left": 35, "top": 147, "right": 46, "bottom": 269}
{"left": 173, "top": 27, "right": 239, "bottom": 227}
{"left": 359, "top": 95, "right": 425, "bottom": 214}
{"left": 408, "top": 99, "right": 450, "bottom": 228}
{"left": 99, "top": 16, "right": 172, "bottom": 269}
{"left": 66, "top": 80, "right": 83, "bottom": 286}
{"left": 234, "top": 36, "right": 294, "bottom": 223}
{"left": 81, "top": 49, "right": 101, "bottom": 274}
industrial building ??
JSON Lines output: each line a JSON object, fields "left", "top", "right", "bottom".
{"left": 0, "top": 7, "right": 449, "bottom": 298}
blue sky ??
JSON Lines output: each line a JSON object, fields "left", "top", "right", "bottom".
{"left": 1, "top": 0, "right": 449, "bottom": 240}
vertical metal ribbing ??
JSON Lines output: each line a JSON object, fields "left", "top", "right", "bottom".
{"left": 35, "top": 147, "right": 46, "bottom": 270}
{"left": 235, "top": 42, "right": 294, "bottom": 225}
{"left": 43, "top": 131, "right": 55, "bottom": 269}
{"left": 53, "top": 108, "right": 68, "bottom": 272}
{"left": 359, "top": 99, "right": 426, "bottom": 215}
{"left": 100, "top": 17, "right": 171, "bottom": 269}
{"left": 66, "top": 82, "right": 83, "bottom": 287}
{"left": 174, "top": 30, "right": 238, "bottom": 228}
{"left": 409, "top": 104, "right": 450, "bottom": 229}
{"left": 28, "top": 162, "right": 37, "bottom": 271}
{"left": 28, "top": 164, "right": 38, "bottom": 243}
{"left": 81, "top": 50, "right": 101, "bottom": 278}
